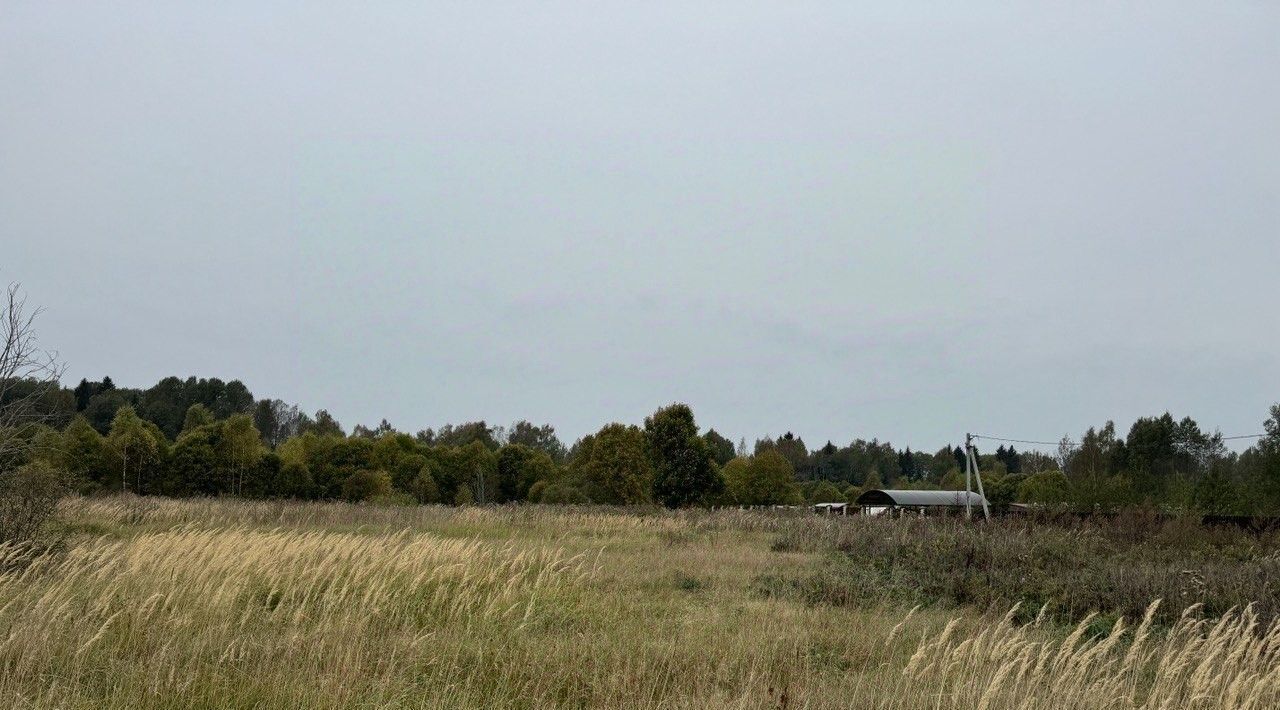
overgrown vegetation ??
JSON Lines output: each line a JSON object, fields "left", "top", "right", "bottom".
{"left": 0, "top": 461, "right": 67, "bottom": 545}
{"left": 3, "top": 497, "right": 1278, "bottom": 709}
{"left": 0, "top": 284, "right": 66, "bottom": 550}
{"left": 761, "top": 512, "right": 1280, "bottom": 628}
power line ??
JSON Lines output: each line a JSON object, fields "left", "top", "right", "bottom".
{"left": 971, "top": 435, "right": 1080, "bottom": 447}
{"left": 972, "top": 433, "right": 1267, "bottom": 448}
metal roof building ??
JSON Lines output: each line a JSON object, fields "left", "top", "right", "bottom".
{"left": 813, "top": 502, "right": 849, "bottom": 515}
{"left": 854, "top": 489, "right": 988, "bottom": 510}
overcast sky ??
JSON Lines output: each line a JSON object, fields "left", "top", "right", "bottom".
{"left": 3, "top": 3, "right": 1278, "bottom": 451}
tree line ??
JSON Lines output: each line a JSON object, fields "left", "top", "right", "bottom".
{"left": 2, "top": 371, "right": 1279, "bottom": 514}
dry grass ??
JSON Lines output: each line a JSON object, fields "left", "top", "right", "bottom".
{"left": 0, "top": 497, "right": 1277, "bottom": 708}
{"left": 765, "top": 511, "right": 1280, "bottom": 627}
{"left": 899, "top": 601, "right": 1280, "bottom": 709}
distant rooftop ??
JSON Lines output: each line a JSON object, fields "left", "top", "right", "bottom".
{"left": 854, "top": 489, "right": 988, "bottom": 508}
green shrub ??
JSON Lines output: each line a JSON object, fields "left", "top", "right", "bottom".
{"left": 540, "top": 483, "right": 588, "bottom": 505}
{"left": 453, "top": 483, "right": 475, "bottom": 506}
{"left": 277, "top": 461, "right": 313, "bottom": 499}
{"left": 527, "top": 479, "right": 548, "bottom": 503}
{"left": 0, "top": 461, "right": 68, "bottom": 544}
{"left": 806, "top": 480, "right": 843, "bottom": 504}
{"left": 341, "top": 469, "right": 392, "bottom": 502}
{"left": 409, "top": 466, "right": 440, "bottom": 504}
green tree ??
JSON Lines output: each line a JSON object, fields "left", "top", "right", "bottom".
{"left": 1264, "top": 404, "right": 1280, "bottom": 451}
{"left": 218, "top": 414, "right": 263, "bottom": 495}
{"left": 1253, "top": 404, "right": 1280, "bottom": 514}
{"left": 939, "top": 468, "right": 965, "bottom": 490}
{"left": 84, "top": 388, "right": 138, "bottom": 434}
{"left": 807, "top": 480, "right": 843, "bottom": 503}
{"left": 645, "top": 404, "right": 721, "bottom": 508}
{"left": 276, "top": 434, "right": 373, "bottom": 499}
{"left": 496, "top": 444, "right": 557, "bottom": 502}
{"left": 506, "top": 420, "right": 567, "bottom": 462}
{"left": 1194, "top": 464, "right": 1236, "bottom": 514}
{"left": 1070, "top": 473, "right": 1136, "bottom": 512}
{"left": 720, "top": 457, "right": 750, "bottom": 504}
{"left": 209, "top": 379, "right": 254, "bottom": 420}
{"left": 844, "top": 485, "right": 861, "bottom": 505}
{"left": 137, "top": 376, "right": 189, "bottom": 439}
{"left": 342, "top": 469, "right": 392, "bottom": 502}
{"left": 72, "top": 378, "right": 95, "bottom": 411}
{"left": 277, "top": 460, "right": 314, "bottom": 499}
{"left": 409, "top": 464, "right": 440, "bottom": 504}
{"left": 252, "top": 399, "right": 277, "bottom": 444}
{"left": 421, "top": 421, "right": 500, "bottom": 450}
{"left": 182, "top": 403, "right": 214, "bottom": 433}
{"left": 573, "top": 423, "right": 653, "bottom": 504}
{"left": 168, "top": 426, "right": 220, "bottom": 496}
{"left": 983, "top": 472, "right": 1023, "bottom": 511}
{"left": 0, "top": 378, "right": 74, "bottom": 432}
{"left": 244, "top": 452, "right": 281, "bottom": 498}
{"left": 388, "top": 452, "right": 428, "bottom": 492}
{"left": 56, "top": 415, "right": 111, "bottom": 491}
{"left": 726, "top": 452, "right": 799, "bottom": 506}
{"left": 703, "top": 429, "right": 736, "bottom": 467}
{"left": 435, "top": 441, "right": 498, "bottom": 504}
{"left": 253, "top": 400, "right": 306, "bottom": 448}
{"left": 454, "top": 482, "right": 475, "bottom": 506}
{"left": 301, "top": 409, "right": 344, "bottom": 437}
{"left": 770, "top": 433, "right": 811, "bottom": 478}
{"left": 107, "top": 406, "right": 161, "bottom": 493}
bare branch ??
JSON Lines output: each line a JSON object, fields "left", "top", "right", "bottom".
{"left": 0, "top": 283, "right": 66, "bottom": 464}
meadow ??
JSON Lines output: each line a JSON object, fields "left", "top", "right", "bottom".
{"left": 2, "top": 497, "right": 1278, "bottom": 709}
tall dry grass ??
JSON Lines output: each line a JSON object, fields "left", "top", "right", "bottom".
{"left": 893, "top": 601, "right": 1280, "bottom": 709}
{"left": 0, "top": 520, "right": 594, "bottom": 708}
{"left": 2, "top": 496, "right": 1278, "bottom": 708}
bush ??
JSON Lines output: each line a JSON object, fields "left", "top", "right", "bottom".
{"left": 527, "top": 479, "right": 548, "bottom": 503}
{"left": 0, "top": 461, "right": 68, "bottom": 544}
{"left": 408, "top": 466, "right": 440, "bottom": 504}
{"left": 277, "top": 461, "right": 314, "bottom": 499}
{"left": 806, "top": 480, "right": 843, "bottom": 504}
{"left": 453, "top": 483, "right": 475, "bottom": 506}
{"left": 341, "top": 469, "right": 392, "bottom": 502}
{"left": 540, "top": 483, "right": 588, "bottom": 505}
{"left": 759, "top": 513, "right": 1280, "bottom": 627}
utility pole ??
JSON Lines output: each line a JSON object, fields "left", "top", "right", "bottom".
{"left": 964, "top": 433, "right": 972, "bottom": 520}
{"left": 964, "top": 433, "right": 991, "bottom": 522}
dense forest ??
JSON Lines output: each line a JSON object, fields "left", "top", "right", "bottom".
{"left": 3, "top": 374, "right": 1278, "bottom": 515}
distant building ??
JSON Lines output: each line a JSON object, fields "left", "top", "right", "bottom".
{"left": 854, "top": 489, "right": 988, "bottom": 517}
{"left": 812, "top": 502, "right": 849, "bottom": 516}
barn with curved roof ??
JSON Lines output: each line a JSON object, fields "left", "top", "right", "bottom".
{"left": 854, "top": 489, "right": 988, "bottom": 515}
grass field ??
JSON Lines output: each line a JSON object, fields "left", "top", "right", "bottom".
{"left": 2, "top": 497, "right": 1278, "bottom": 709}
